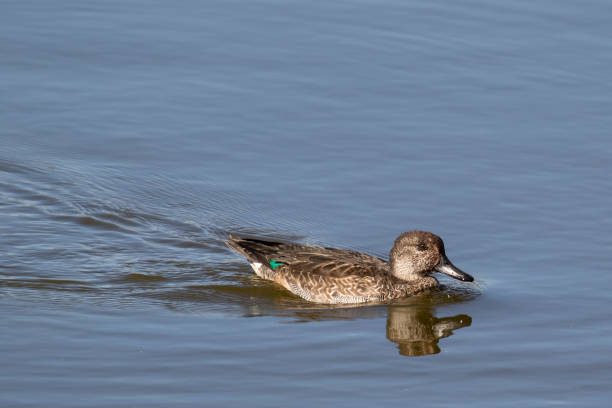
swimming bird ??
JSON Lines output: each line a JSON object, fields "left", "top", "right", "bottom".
{"left": 226, "top": 231, "right": 474, "bottom": 304}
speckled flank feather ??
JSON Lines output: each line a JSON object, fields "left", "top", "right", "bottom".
{"left": 226, "top": 233, "right": 441, "bottom": 304}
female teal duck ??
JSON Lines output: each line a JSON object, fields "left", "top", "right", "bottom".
{"left": 226, "top": 230, "right": 474, "bottom": 304}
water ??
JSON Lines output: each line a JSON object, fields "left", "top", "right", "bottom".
{"left": 2, "top": 0, "right": 612, "bottom": 406}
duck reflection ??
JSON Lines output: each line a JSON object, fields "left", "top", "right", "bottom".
{"left": 169, "top": 282, "right": 474, "bottom": 357}
{"left": 249, "top": 298, "right": 473, "bottom": 356}
{"left": 386, "top": 306, "right": 471, "bottom": 356}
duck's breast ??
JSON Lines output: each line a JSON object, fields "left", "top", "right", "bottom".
{"left": 274, "top": 266, "right": 386, "bottom": 304}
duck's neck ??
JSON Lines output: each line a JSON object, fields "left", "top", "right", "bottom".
{"left": 385, "top": 276, "right": 439, "bottom": 300}
{"left": 390, "top": 259, "right": 425, "bottom": 282}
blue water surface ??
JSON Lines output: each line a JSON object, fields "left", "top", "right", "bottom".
{"left": 2, "top": 1, "right": 612, "bottom": 406}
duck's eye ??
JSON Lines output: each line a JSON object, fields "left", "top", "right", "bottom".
{"left": 416, "top": 243, "right": 428, "bottom": 251}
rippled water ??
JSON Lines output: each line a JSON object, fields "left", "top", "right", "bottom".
{"left": 2, "top": 0, "right": 612, "bottom": 406}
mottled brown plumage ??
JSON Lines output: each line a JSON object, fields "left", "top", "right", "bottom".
{"left": 226, "top": 231, "right": 473, "bottom": 304}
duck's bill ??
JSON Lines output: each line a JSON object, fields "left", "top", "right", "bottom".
{"left": 434, "top": 255, "right": 474, "bottom": 282}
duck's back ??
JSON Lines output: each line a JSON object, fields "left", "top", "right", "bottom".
{"left": 226, "top": 235, "right": 392, "bottom": 303}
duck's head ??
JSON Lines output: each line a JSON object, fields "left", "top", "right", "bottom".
{"left": 389, "top": 231, "right": 474, "bottom": 283}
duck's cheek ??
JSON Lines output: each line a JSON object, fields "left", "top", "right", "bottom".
{"left": 417, "top": 253, "right": 439, "bottom": 273}
{"left": 431, "top": 255, "right": 441, "bottom": 270}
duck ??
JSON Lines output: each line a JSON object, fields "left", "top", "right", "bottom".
{"left": 226, "top": 230, "right": 474, "bottom": 304}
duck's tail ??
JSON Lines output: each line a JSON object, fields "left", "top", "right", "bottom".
{"left": 225, "top": 234, "right": 278, "bottom": 262}
{"left": 225, "top": 234, "right": 255, "bottom": 261}
{"left": 225, "top": 234, "right": 286, "bottom": 279}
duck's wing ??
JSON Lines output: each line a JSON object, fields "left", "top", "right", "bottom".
{"left": 282, "top": 246, "right": 389, "bottom": 278}
{"left": 226, "top": 234, "right": 390, "bottom": 303}
{"left": 226, "top": 234, "right": 388, "bottom": 275}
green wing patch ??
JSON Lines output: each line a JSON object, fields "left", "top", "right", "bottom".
{"left": 270, "top": 260, "right": 286, "bottom": 270}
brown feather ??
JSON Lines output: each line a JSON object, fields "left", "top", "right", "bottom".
{"left": 226, "top": 233, "right": 442, "bottom": 304}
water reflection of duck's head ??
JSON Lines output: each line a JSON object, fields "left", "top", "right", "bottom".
{"left": 386, "top": 305, "right": 471, "bottom": 356}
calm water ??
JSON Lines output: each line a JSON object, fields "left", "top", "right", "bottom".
{"left": 2, "top": 0, "right": 612, "bottom": 406}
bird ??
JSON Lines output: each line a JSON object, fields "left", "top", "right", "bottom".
{"left": 226, "top": 230, "right": 474, "bottom": 304}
